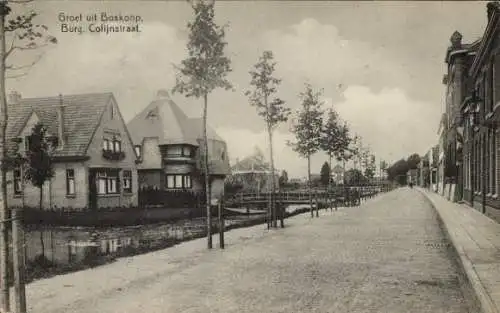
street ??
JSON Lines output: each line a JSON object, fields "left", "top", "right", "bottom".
{"left": 25, "top": 188, "right": 469, "bottom": 313}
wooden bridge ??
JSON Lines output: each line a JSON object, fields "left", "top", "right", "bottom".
{"left": 225, "top": 186, "right": 383, "bottom": 208}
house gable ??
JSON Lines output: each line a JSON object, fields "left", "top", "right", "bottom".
{"left": 84, "top": 96, "right": 138, "bottom": 169}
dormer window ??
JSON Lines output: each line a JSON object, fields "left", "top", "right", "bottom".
{"left": 146, "top": 107, "right": 159, "bottom": 119}
{"left": 134, "top": 145, "right": 142, "bottom": 158}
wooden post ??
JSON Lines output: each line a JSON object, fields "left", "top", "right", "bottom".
{"left": 218, "top": 192, "right": 224, "bottom": 249}
{"left": 12, "top": 207, "right": 26, "bottom": 313}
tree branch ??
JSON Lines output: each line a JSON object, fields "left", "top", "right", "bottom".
{"left": 6, "top": 72, "right": 29, "bottom": 79}
{"left": 7, "top": 0, "right": 34, "bottom": 3}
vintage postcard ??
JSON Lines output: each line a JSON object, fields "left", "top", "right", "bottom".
{"left": 0, "top": 1, "right": 496, "bottom": 312}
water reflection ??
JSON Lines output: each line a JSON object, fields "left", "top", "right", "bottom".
{"left": 23, "top": 215, "right": 263, "bottom": 268}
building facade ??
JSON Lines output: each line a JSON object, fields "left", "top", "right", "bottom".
{"left": 6, "top": 92, "right": 139, "bottom": 210}
{"left": 127, "top": 90, "right": 231, "bottom": 202}
{"left": 442, "top": 30, "right": 481, "bottom": 202}
{"left": 460, "top": 2, "right": 500, "bottom": 222}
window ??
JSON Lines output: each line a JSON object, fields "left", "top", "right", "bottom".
{"left": 134, "top": 145, "right": 141, "bottom": 158}
{"left": 103, "top": 139, "right": 110, "bottom": 151}
{"left": 123, "top": 170, "right": 132, "bottom": 193}
{"left": 97, "top": 170, "right": 120, "bottom": 194}
{"left": 66, "top": 169, "right": 75, "bottom": 195}
{"left": 182, "top": 146, "right": 191, "bottom": 157}
{"left": 166, "top": 174, "right": 192, "bottom": 189}
{"left": 113, "top": 140, "right": 121, "bottom": 153}
{"left": 183, "top": 175, "right": 192, "bottom": 188}
{"left": 110, "top": 104, "right": 114, "bottom": 119}
{"left": 24, "top": 136, "right": 31, "bottom": 151}
{"left": 167, "top": 175, "right": 175, "bottom": 189}
{"left": 13, "top": 169, "right": 22, "bottom": 195}
{"left": 97, "top": 172, "right": 107, "bottom": 194}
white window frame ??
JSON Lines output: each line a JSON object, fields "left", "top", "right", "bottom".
{"left": 134, "top": 145, "right": 141, "bottom": 158}
{"left": 97, "top": 170, "right": 120, "bottom": 195}
{"left": 66, "top": 169, "right": 75, "bottom": 195}
{"left": 113, "top": 140, "right": 121, "bottom": 153}
{"left": 166, "top": 174, "right": 192, "bottom": 189}
{"left": 103, "top": 139, "right": 110, "bottom": 151}
{"left": 13, "top": 169, "right": 22, "bottom": 194}
{"left": 123, "top": 170, "right": 132, "bottom": 193}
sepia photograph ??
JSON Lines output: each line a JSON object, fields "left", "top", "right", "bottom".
{"left": 0, "top": 0, "right": 497, "bottom": 312}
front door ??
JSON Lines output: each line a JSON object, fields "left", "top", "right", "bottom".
{"left": 88, "top": 169, "right": 97, "bottom": 210}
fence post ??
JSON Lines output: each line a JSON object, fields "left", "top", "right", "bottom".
{"left": 12, "top": 207, "right": 27, "bottom": 313}
{"left": 218, "top": 193, "right": 224, "bottom": 249}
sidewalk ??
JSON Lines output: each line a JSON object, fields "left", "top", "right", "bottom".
{"left": 418, "top": 188, "right": 500, "bottom": 313}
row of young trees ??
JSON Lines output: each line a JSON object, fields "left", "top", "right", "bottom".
{"left": 171, "top": 0, "right": 376, "bottom": 245}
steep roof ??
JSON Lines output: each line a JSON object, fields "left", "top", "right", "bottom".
{"left": 6, "top": 92, "right": 113, "bottom": 157}
{"left": 127, "top": 90, "right": 224, "bottom": 146}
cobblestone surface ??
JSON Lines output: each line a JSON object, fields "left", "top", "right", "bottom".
{"left": 26, "top": 188, "right": 469, "bottom": 313}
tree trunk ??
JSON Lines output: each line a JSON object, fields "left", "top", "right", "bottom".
{"left": 39, "top": 187, "right": 45, "bottom": 259}
{"left": 328, "top": 155, "right": 332, "bottom": 212}
{"left": 268, "top": 126, "right": 277, "bottom": 228}
{"left": 218, "top": 191, "right": 224, "bottom": 249}
{"left": 203, "top": 93, "right": 212, "bottom": 249}
{"left": 0, "top": 7, "right": 10, "bottom": 312}
{"left": 308, "top": 155, "right": 313, "bottom": 218}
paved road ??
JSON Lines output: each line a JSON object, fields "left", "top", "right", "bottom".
{"left": 27, "top": 188, "right": 469, "bottom": 313}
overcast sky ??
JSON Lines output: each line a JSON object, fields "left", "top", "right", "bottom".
{"left": 7, "top": 1, "right": 488, "bottom": 178}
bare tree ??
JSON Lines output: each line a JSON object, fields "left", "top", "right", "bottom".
{"left": 245, "top": 50, "right": 290, "bottom": 228}
{"left": 172, "top": 0, "right": 232, "bottom": 249}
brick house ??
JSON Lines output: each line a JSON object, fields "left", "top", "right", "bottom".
{"left": 126, "top": 90, "right": 231, "bottom": 203}
{"left": 460, "top": 2, "right": 500, "bottom": 222}
{"left": 442, "top": 30, "right": 481, "bottom": 202}
{"left": 6, "top": 92, "right": 139, "bottom": 210}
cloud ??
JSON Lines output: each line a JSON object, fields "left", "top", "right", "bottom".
{"left": 218, "top": 85, "right": 439, "bottom": 178}
{"left": 335, "top": 85, "right": 439, "bottom": 162}
{"left": 8, "top": 22, "right": 187, "bottom": 121}
{"left": 261, "top": 18, "right": 404, "bottom": 91}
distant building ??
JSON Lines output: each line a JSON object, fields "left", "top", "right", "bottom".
{"left": 127, "top": 90, "right": 231, "bottom": 202}
{"left": 226, "top": 147, "right": 278, "bottom": 193}
{"left": 332, "top": 164, "right": 344, "bottom": 184}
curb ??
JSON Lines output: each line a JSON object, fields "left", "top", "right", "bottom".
{"left": 417, "top": 189, "right": 499, "bottom": 313}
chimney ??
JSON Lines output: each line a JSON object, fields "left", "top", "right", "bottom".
{"left": 8, "top": 91, "right": 21, "bottom": 104}
{"left": 156, "top": 89, "right": 171, "bottom": 100}
{"left": 57, "top": 94, "right": 65, "bottom": 148}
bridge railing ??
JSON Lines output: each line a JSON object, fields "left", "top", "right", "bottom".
{"left": 225, "top": 185, "right": 390, "bottom": 204}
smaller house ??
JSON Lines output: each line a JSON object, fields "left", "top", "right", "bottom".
{"left": 6, "top": 91, "right": 139, "bottom": 210}
{"left": 127, "top": 91, "right": 231, "bottom": 205}
{"left": 228, "top": 147, "right": 279, "bottom": 193}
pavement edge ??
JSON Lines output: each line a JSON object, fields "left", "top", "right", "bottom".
{"left": 417, "top": 189, "right": 498, "bottom": 313}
